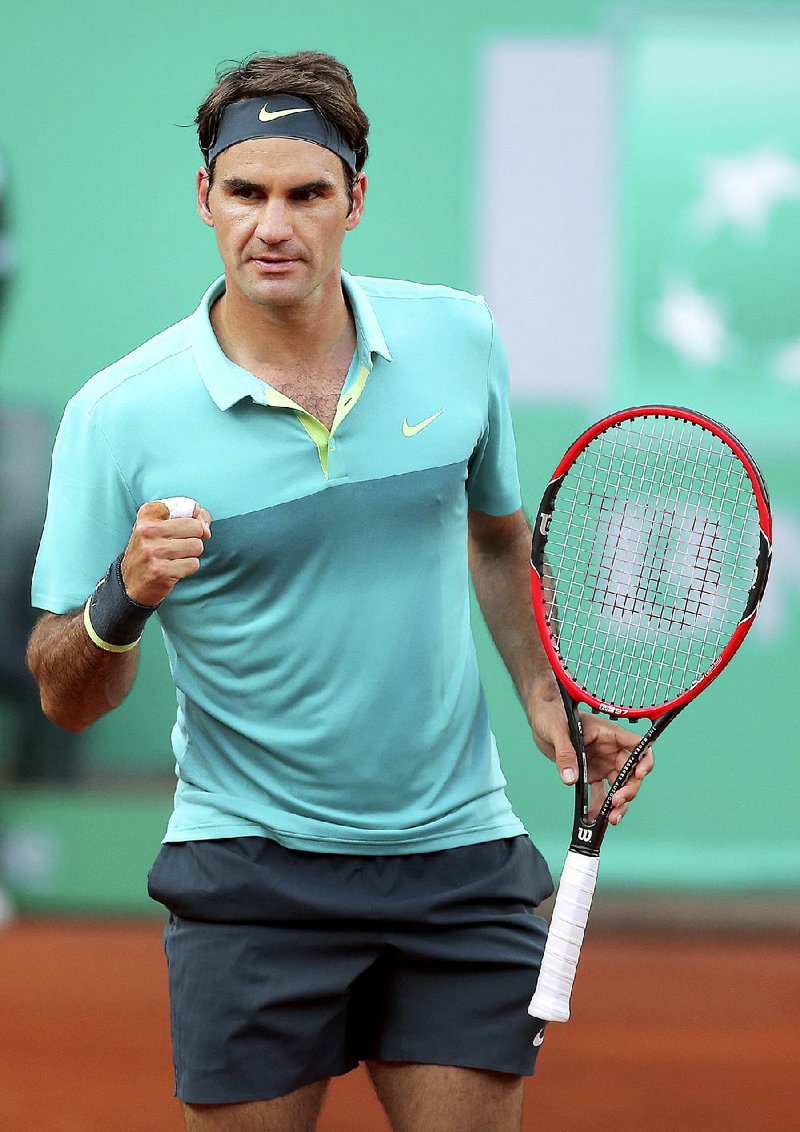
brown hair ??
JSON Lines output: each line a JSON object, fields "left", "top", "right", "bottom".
{"left": 196, "top": 51, "right": 369, "bottom": 186}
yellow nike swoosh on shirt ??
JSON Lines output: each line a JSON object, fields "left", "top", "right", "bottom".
{"left": 258, "top": 105, "right": 314, "bottom": 123}
{"left": 402, "top": 409, "right": 446, "bottom": 437}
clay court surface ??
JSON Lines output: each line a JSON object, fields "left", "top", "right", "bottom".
{"left": 1, "top": 919, "right": 796, "bottom": 1131}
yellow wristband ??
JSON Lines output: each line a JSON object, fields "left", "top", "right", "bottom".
{"left": 83, "top": 598, "right": 142, "bottom": 653}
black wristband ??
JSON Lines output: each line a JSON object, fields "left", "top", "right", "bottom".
{"left": 83, "top": 554, "right": 159, "bottom": 652}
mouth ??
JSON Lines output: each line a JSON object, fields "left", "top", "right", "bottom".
{"left": 250, "top": 256, "right": 301, "bottom": 273}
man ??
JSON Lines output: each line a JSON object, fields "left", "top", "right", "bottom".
{"left": 28, "top": 52, "right": 652, "bottom": 1132}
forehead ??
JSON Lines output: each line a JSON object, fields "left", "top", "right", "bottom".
{"left": 214, "top": 137, "right": 346, "bottom": 186}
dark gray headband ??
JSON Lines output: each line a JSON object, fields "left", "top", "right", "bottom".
{"left": 207, "top": 94, "right": 357, "bottom": 174}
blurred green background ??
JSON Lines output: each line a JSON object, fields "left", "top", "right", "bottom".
{"left": 1, "top": 0, "right": 797, "bottom": 913}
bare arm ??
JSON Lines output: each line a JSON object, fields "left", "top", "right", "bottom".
{"left": 27, "top": 499, "right": 212, "bottom": 733}
{"left": 468, "top": 507, "right": 652, "bottom": 822}
{"left": 467, "top": 507, "right": 554, "bottom": 705}
{"left": 27, "top": 610, "right": 139, "bottom": 732}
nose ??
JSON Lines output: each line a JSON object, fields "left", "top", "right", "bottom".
{"left": 254, "top": 197, "right": 293, "bottom": 245}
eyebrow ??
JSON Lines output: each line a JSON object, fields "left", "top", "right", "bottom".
{"left": 221, "top": 175, "right": 338, "bottom": 195}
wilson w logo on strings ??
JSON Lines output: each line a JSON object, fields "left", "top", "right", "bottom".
{"left": 587, "top": 497, "right": 730, "bottom": 631}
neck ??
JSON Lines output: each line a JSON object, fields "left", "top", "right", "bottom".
{"left": 211, "top": 269, "right": 355, "bottom": 377}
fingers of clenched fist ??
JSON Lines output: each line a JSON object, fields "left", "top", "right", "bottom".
{"left": 121, "top": 499, "right": 212, "bottom": 606}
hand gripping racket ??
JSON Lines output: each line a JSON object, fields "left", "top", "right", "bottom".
{"left": 527, "top": 406, "right": 772, "bottom": 1023}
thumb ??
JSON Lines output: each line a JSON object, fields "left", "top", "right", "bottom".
{"left": 552, "top": 737, "right": 579, "bottom": 786}
{"left": 138, "top": 500, "right": 171, "bottom": 521}
{"left": 159, "top": 495, "right": 198, "bottom": 520}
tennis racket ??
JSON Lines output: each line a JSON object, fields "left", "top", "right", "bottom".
{"left": 527, "top": 405, "right": 772, "bottom": 1023}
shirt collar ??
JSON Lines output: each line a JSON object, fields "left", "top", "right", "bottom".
{"left": 341, "top": 271, "right": 393, "bottom": 366}
{"left": 191, "top": 272, "right": 392, "bottom": 412}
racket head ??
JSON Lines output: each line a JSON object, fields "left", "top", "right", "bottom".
{"left": 530, "top": 405, "right": 772, "bottom": 721}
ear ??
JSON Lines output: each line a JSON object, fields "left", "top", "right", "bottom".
{"left": 197, "top": 168, "right": 214, "bottom": 228}
{"left": 345, "top": 173, "right": 367, "bottom": 232}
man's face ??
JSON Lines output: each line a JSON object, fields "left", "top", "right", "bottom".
{"left": 197, "top": 137, "right": 365, "bottom": 310}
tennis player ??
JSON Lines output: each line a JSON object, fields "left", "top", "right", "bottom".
{"left": 27, "top": 52, "right": 653, "bottom": 1132}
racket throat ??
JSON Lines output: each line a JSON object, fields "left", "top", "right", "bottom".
{"left": 559, "top": 687, "right": 605, "bottom": 855}
{"left": 572, "top": 820, "right": 604, "bottom": 856}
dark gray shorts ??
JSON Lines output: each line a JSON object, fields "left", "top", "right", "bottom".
{"left": 147, "top": 835, "right": 554, "bottom": 1105}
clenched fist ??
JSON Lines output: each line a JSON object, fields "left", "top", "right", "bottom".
{"left": 121, "top": 499, "right": 212, "bottom": 607}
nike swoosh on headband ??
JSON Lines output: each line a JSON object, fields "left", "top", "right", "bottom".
{"left": 258, "top": 105, "right": 314, "bottom": 123}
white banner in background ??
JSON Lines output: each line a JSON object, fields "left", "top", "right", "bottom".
{"left": 477, "top": 40, "right": 615, "bottom": 403}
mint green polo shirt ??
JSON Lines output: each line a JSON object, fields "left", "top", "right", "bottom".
{"left": 32, "top": 273, "right": 527, "bottom": 853}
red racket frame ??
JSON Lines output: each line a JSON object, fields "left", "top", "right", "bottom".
{"left": 529, "top": 405, "right": 772, "bottom": 721}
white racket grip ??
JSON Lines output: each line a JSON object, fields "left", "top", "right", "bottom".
{"left": 159, "top": 496, "right": 197, "bottom": 519}
{"left": 528, "top": 850, "right": 600, "bottom": 1023}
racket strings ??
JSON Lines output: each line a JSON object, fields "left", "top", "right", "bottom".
{"left": 544, "top": 415, "right": 761, "bottom": 710}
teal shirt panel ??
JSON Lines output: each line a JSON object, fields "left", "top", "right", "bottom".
{"left": 32, "top": 273, "right": 526, "bottom": 853}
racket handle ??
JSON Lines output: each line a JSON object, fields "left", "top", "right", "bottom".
{"left": 528, "top": 850, "right": 599, "bottom": 1023}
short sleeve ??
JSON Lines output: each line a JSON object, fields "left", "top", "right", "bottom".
{"left": 466, "top": 314, "right": 523, "bottom": 516}
{"left": 31, "top": 397, "right": 137, "bottom": 613}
